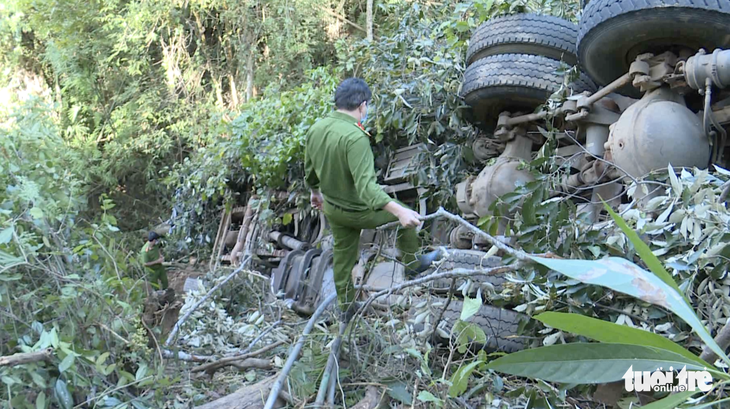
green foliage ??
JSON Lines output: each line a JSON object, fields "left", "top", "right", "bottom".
{"left": 534, "top": 312, "right": 713, "bottom": 369}
{"left": 0, "top": 100, "right": 160, "bottom": 408}
{"left": 486, "top": 343, "right": 709, "bottom": 384}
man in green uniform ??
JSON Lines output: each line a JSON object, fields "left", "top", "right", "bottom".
{"left": 304, "top": 78, "right": 441, "bottom": 318}
{"left": 140, "top": 231, "right": 168, "bottom": 290}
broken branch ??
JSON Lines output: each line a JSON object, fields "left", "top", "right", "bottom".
{"left": 164, "top": 256, "right": 264, "bottom": 347}
{"left": 0, "top": 348, "right": 54, "bottom": 367}
{"left": 191, "top": 340, "right": 286, "bottom": 374}
{"left": 353, "top": 265, "right": 522, "bottom": 323}
{"left": 264, "top": 293, "right": 338, "bottom": 409}
{"left": 377, "top": 207, "right": 532, "bottom": 262}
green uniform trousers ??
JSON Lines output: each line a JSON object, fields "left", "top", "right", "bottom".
{"left": 147, "top": 267, "right": 168, "bottom": 290}
{"left": 323, "top": 200, "right": 420, "bottom": 311}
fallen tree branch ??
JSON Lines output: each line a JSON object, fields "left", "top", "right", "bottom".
{"left": 191, "top": 340, "right": 286, "bottom": 375}
{"left": 164, "top": 256, "right": 264, "bottom": 347}
{"left": 241, "top": 320, "right": 282, "bottom": 355}
{"left": 194, "top": 374, "right": 290, "bottom": 409}
{"left": 315, "top": 321, "right": 348, "bottom": 406}
{"left": 0, "top": 348, "right": 54, "bottom": 367}
{"left": 377, "top": 207, "right": 532, "bottom": 262}
{"left": 701, "top": 321, "right": 730, "bottom": 364}
{"left": 162, "top": 349, "right": 213, "bottom": 362}
{"left": 264, "top": 293, "right": 338, "bottom": 409}
{"left": 353, "top": 264, "right": 522, "bottom": 321}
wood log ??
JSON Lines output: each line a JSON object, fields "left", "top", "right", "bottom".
{"left": 194, "top": 375, "right": 287, "bottom": 409}
{"left": 191, "top": 340, "right": 285, "bottom": 374}
{"left": 0, "top": 348, "right": 53, "bottom": 367}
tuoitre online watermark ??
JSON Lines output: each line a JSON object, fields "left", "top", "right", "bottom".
{"left": 622, "top": 365, "right": 713, "bottom": 393}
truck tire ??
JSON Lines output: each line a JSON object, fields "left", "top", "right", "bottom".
{"left": 427, "top": 250, "right": 507, "bottom": 294}
{"left": 462, "top": 54, "right": 596, "bottom": 129}
{"left": 410, "top": 299, "right": 528, "bottom": 353}
{"left": 467, "top": 13, "right": 579, "bottom": 67}
{"left": 577, "top": 0, "right": 730, "bottom": 93}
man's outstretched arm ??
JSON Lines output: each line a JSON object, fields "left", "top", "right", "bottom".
{"left": 346, "top": 136, "right": 421, "bottom": 228}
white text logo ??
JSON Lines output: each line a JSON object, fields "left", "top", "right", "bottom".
{"left": 622, "top": 365, "right": 713, "bottom": 392}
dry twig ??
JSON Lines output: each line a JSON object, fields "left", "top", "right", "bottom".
{"left": 191, "top": 340, "right": 286, "bottom": 375}
{"left": 0, "top": 348, "right": 54, "bottom": 367}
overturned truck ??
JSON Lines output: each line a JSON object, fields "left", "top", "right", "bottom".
{"left": 214, "top": 0, "right": 730, "bottom": 354}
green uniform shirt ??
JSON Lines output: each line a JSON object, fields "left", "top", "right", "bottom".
{"left": 139, "top": 242, "right": 164, "bottom": 275}
{"left": 304, "top": 111, "right": 393, "bottom": 212}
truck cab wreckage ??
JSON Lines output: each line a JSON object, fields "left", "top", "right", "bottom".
{"left": 211, "top": 1, "right": 730, "bottom": 354}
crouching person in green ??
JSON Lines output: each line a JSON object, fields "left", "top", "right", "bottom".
{"left": 304, "top": 78, "right": 441, "bottom": 321}
{"left": 140, "top": 231, "right": 168, "bottom": 290}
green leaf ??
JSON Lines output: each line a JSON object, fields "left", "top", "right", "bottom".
{"left": 448, "top": 361, "right": 481, "bottom": 397}
{"left": 1, "top": 375, "right": 16, "bottom": 385}
{"left": 460, "top": 292, "right": 482, "bottom": 321}
{"left": 639, "top": 391, "right": 695, "bottom": 408}
{"left": 530, "top": 255, "right": 730, "bottom": 366}
{"left": 96, "top": 352, "right": 110, "bottom": 367}
{"left": 454, "top": 321, "right": 487, "bottom": 354}
{"left": 0, "top": 227, "right": 13, "bottom": 244}
{"left": 386, "top": 381, "right": 412, "bottom": 405}
{"left": 135, "top": 363, "right": 148, "bottom": 381}
{"left": 533, "top": 312, "right": 717, "bottom": 373}
{"left": 36, "top": 391, "right": 46, "bottom": 409}
{"left": 485, "top": 343, "right": 709, "bottom": 384}
{"left": 602, "top": 202, "right": 688, "bottom": 304}
{"left": 54, "top": 379, "right": 73, "bottom": 409}
{"left": 30, "top": 370, "right": 47, "bottom": 388}
{"left": 417, "top": 390, "right": 442, "bottom": 405}
{"left": 29, "top": 207, "right": 44, "bottom": 220}
{"left": 282, "top": 213, "right": 292, "bottom": 225}
{"left": 59, "top": 354, "right": 75, "bottom": 373}
{"left": 684, "top": 397, "right": 730, "bottom": 408}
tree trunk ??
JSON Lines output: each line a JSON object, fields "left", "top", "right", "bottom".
{"left": 366, "top": 0, "right": 374, "bottom": 41}
{"left": 245, "top": 47, "right": 255, "bottom": 103}
{"left": 194, "top": 375, "right": 287, "bottom": 409}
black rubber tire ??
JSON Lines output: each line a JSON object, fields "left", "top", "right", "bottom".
{"left": 467, "top": 13, "right": 579, "bottom": 67}
{"left": 577, "top": 0, "right": 730, "bottom": 95}
{"left": 427, "top": 250, "right": 507, "bottom": 294}
{"left": 462, "top": 54, "right": 597, "bottom": 129}
{"left": 410, "top": 298, "right": 527, "bottom": 353}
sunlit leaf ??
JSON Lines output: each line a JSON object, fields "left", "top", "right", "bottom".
{"left": 485, "top": 343, "right": 708, "bottom": 384}
{"left": 530, "top": 255, "right": 730, "bottom": 366}
{"left": 533, "top": 312, "right": 718, "bottom": 374}
{"left": 449, "top": 360, "right": 481, "bottom": 397}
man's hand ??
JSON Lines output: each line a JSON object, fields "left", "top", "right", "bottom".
{"left": 384, "top": 202, "right": 422, "bottom": 228}
{"left": 311, "top": 189, "right": 324, "bottom": 210}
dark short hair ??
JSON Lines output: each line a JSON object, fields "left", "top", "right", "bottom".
{"left": 334, "top": 78, "right": 371, "bottom": 111}
{"left": 148, "top": 231, "right": 160, "bottom": 242}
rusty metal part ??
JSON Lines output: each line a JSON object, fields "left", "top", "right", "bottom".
{"left": 269, "top": 231, "right": 309, "bottom": 251}
{"left": 293, "top": 249, "right": 336, "bottom": 315}
{"left": 628, "top": 52, "right": 678, "bottom": 93}
{"left": 701, "top": 78, "right": 728, "bottom": 165}
{"left": 256, "top": 249, "right": 290, "bottom": 258}
{"left": 472, "top": 138, "right": 501, "bottom": 161}
{"left": 685, "top": 49, "right": 730, "bottom": 90}
{"left": 456, "top": 176, "right": 476, "bottom": 217}
{"left": 383, "top": 143, "right": 427, "bottom": 184}
{"left": 467, "top": 135, "right": 535, "bottom": 217}
{"left": 605, "top": 86, "right": 710, "bottom": 181}
{"left": 566, "top": 73, "right": 634, "bottom": 123}
{"left": 449, "top": 225, "right": 473, "bottom": 249}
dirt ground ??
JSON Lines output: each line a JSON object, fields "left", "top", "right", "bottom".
{"left": 143, "top": 261, "right": 204, "bottom": 340}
